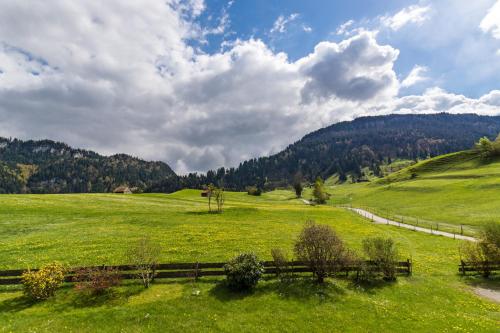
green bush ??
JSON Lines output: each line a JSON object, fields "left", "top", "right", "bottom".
{"left": 224, "top": 253, "right": 264, "bottom": 291}
{"left": 22, "top": 263, "right": 65, "bottom": 300}
{"left": 246, "top": 186, "right": 262, "bottom": 196}
{"left": 362, "top": 237, "right": 398, "bottom": 281}
{"left": 461, "top": 223, "right": 500, "bottom": 277}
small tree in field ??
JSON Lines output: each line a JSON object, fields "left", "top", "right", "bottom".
{"left": 294, "top": 221, "right": 348, "bottom": 283}
{"left": 312, "top": 177, "right": 329, "bottom": 204}
{"left": 293, "top": 173, "right": 303, "bottom": 198}
{"left": 126, "top": 237, "right": 162, "bottom": 288}
{"left": 207, "top": 184, "right": 224, "bottom": 213}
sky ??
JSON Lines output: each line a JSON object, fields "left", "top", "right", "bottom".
{"left": 0, "top": 0, "right": 499, "bottom": 174}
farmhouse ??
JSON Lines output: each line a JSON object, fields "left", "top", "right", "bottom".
{"left": 113, "top": 186, "right": 132, "bottom": 194}
{"left": 201, "top": 189, "right": 211, "bottom": 197}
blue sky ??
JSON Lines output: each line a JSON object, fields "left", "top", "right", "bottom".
{"left": 0, "top": 0, "right": 499, "bottom": 172}
{"left": 195, "top": 0, "right": 499, "bottom": 98}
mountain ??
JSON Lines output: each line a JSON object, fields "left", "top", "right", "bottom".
{"left": 0, "top": 138, "right": 176, "bottom": 194}
{"left": 148, "top": 113, "right": 500, "bottom": 192}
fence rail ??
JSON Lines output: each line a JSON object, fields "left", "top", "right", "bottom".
{"left": 459, "top": 261, "right": 500, "bottom": 275}
{"left": 0, "top": 260, "right": 412, "bottom": 285}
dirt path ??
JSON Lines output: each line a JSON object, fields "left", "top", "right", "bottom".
{"left": 347, "top": 207, "right": 476, "bottom": 242}
{"left": 474, "top": 287, "right": 500, "bottom": 303}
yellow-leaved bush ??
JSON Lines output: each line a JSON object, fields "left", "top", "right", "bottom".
{"left": 22, "top": 262, "right": 65, "bottom": 300}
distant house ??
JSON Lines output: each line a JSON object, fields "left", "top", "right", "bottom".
{"left": 201, "top": 189, "right": 211, "bottom": 197}
{"left": 113, "top": 186, "right": 132, "bottom": 194}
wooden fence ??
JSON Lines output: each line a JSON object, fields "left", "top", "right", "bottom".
{"left": 0, "top": 260, "right": 412, "bottom": 286}
{"left": 459, "top": 260, "right": 500, "bottom": 276}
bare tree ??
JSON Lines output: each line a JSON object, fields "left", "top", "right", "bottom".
{"left": 126, "top": 237, "right": 161, "bottom": 288}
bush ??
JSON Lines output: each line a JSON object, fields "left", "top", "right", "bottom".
{"left": 362, "top": 237, "right": 399, "bottom": 281}
{"left": 224, "top": 253, "right": 264, "bottom": 291}
{"left": 246, "top": 186, "right": 262, "bottom": 196}
{"left": 73, "top": 266, "right": 122, "bottom": 295}
{"left": 312, "top": 177, "right": 329, "bottom": 204}
{"left": 294, "top": 221, "right": 348, "bottom": 283}
{"left": 126, "top": 237, "right": 161, "bottom": 288}
{"left": 475, "top": 136, "right": 500, "bottom": 158}
{"left": 22, "top": 262, "right": 65, "bottom": 300}
{"left": 461, "top": 223, "right": 500, "bottom": 277}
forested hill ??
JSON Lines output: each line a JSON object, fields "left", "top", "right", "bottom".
{"left": 0, "top": 138, "right": 175, "bottom": 193}
{"left": 148, "top": 113, "right": 500, "bottom": 192}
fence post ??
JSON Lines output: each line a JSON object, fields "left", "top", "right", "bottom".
{"left": 461, "top": 225, "right": 463, "bottom": 235}
{"left": 407, "top": 258, "right": 412, "bottom": 276}
{"left": 461, "top": 260, "right": 466, "bottom": 276}
{"left": 436, "top": 223, "right": 439, "bottom": 231}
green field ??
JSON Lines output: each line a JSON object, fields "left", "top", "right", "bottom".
{"left": 1, "top": 189, "right": 499, "bottom": 332}
{"left": 329, "top": 151, "right": 500, "bottom": 235}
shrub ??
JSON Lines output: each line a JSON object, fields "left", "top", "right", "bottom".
{"left": 246, "top": 186, "right": 262, "bottom": 196}
{"left": 22, "top": 262, "right": 65, "bottom": 300}
{"left": 362, "top": 237, "right": 399, "bottom": 281}
{"left": 475, "top": 136, "right": 500, "bottom": 158}
{"left": 294, "top": 221, "right": 348, "bottom": 283}
{"left": 73, "top": 266, "right": 122, "bottom": 295}
{"left": 312, "top": 177, "right": 329, "bottom": 204}
{"left": 224, "top": 253, "right": 264, "bottom": 291}
{"left": 126, "top": 237, "right": 161, "bottom": 288}
{"left": 461, "top": 223, "right": 500, "bottom": 277}
{"left": 271, "top": 248, "right": 291, "bottom": 282}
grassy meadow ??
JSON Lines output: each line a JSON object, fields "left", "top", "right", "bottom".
{"left": 328, "top": 151, "right": 500, "bottom": 234}
{"left": 0, "top": 189, "right": 499, "bottom": 332}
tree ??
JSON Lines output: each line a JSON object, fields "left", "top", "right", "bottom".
{"left": 126, "top": 237, "right": 161, "bottom": 288}
{"left": 312, "top": 177, "right": 329, "bottom": 204}
{"left": 294, "top": 221, "right": 348, "bottom": 283}
{"left": 475, "top": 136, "right": 500, "bottom": 158}
{"left": 293, "top": 172, "right": 303, "bottom": 198}
{"left": 207, "top": 184, "right": 225, "bottom": 213}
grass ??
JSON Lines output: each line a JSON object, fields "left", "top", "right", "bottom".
{"left": 329, "top": 150, "right": 500, "bottom": 234}
{"left": 0, "top": 189, "right": 499, "bottom": 332}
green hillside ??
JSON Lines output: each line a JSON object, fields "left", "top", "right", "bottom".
{"left": 0, "top": 190, "right": 499, "bottom": 332}
{"left": 331, "top": 150, "right": 500, "bottom": 233}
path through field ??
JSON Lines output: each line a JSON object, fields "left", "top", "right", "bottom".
{"left": 347, "top": 208, "right": 476, "bottom": 242}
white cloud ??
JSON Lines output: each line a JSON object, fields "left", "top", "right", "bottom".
{"left": 336, "top": 20, "right": 355, "bottom": 35}
{"left": 382, "top": 5, "right": 431, "bottom": 31}
{"left": 299, "top": 31, "right": 399, "bottom": 103}
{"left": 480, "top": 1, "right": 500, "bottom": 39}
{"left": 0, "top": 0, "right": 498, "bottom": 174}
{"left": 302, "top": 24, "right": 312, "bottom": 33}
{"left": 401, "top": 65, "right": 428, "bottom": 88}
{"left": 270, "top": 13, "right": 299, "bottom": 34}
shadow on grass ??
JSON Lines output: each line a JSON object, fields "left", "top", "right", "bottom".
{"left": 346, "top": 278, "right": 397, "bottom": 295}
{"left": 462, "top": 275, "right": 500, "bottom": 291}
{"left": 208, "top": 276, "right": 345, "bottom": 303}
{"left": 0, "top": 295, "right": 35, "bottom": 313}
{"left": 184, "top": 207, "right": 259, "bottom": 216}
{"left": 58, "top": 284, "right": 145, "bottom": 309}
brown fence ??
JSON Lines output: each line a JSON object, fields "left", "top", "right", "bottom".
{"left": 0, "top": 260, "right": 412, "bottom": 286}
{"left": 459, "top": 260, "right": 500, "bottom": 275}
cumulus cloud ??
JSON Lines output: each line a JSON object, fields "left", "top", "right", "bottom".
{"left": 299, "top": 32, "right": 399, "bottom": 103}
{"left": 401, "top": 65, "right": 428, "bottom": 88}
{"left": 382, "top": 5, "right": 431, "bottom": 31}
{"left": 480, "top": 1, "right": 500, "bottom": 39}
{"left": 0, "top": 0, "right": 498, "bottom": 174}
